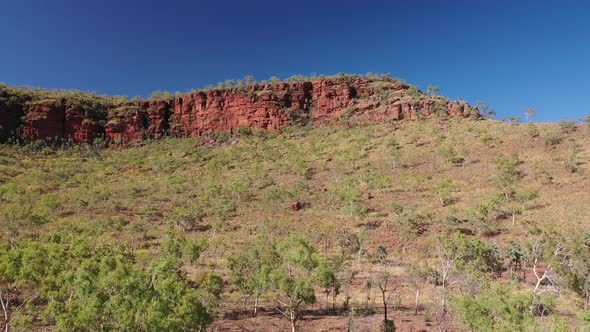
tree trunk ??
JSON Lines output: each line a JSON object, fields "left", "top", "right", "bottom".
{"left": 253, "top": 295, "right": 259, "bottom": 316}
{"left": 290, "top": 315, "right": 297, "bottom": 332}
{"left": 0, "top": 294, "right": 8, "bottom": 332}
{"left": 414, "top": 288, "right": 420, "bottom": 315}
{"left": 382, "top": 290, "right": 388, "bottom": 321}
{"left": 332, "top": 291, "right": 336, "bottom": 311}
{"left": 242, "top": 296, "right": 248, "bottom": 314}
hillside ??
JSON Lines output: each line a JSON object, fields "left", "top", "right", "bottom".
{"left": 1, "top": 112, "right": 589, "bottom": 331}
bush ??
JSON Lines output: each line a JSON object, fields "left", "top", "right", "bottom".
{"left": 439, "top": 146, "right": 464, "bottom": 165}
{"left": 381, "top": 319, "right": 396, "bottom": 332}
{"left": 170, "top": 205, "right": 205, "bottom": 232}
{"left": 544, "top": 132, "right": 562, "bottom": 145}
{"left": 217, "top": 132, "right": 229, "bottom": 144}
{"left": 455, "top": 283, "right": 535, "bottom": 331}
{"left": 526, "top": 123, "right": 540, "bottom": 138}
{"left": 559, "top": 120, "right": 577, "bottom": 133}
{"left": 150, "top": 90, "right": 174, "bottom": 100}
{"left": 238, "top": 126, "right": 252, "bottom": 136}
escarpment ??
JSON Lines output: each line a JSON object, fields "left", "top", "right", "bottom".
{"left": 0, "top": 77, "right": 479, "bottom": 146}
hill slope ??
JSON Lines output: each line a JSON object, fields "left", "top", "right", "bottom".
{"left": 1, "top": 117, "right": 589, "bottom": 331}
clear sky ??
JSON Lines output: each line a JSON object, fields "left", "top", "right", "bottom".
{"left": 1, "top": 0, "right": 588, "bottom": 122}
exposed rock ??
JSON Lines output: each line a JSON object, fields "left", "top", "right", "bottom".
{"left": 21, "top": 102, "right": 66, "bottom": 141}
{"left": 291, "top": 201, "right": 303, "bottom": 211}
{"left": 0, "top": 77, "right": 479, "bottom": 145}
{"left": 290, "top": 201, "right": 311, "bottom": 211}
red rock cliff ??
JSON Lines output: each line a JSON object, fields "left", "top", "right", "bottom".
{"left": 0, "top": 77, "right": 478, "bottom": 145}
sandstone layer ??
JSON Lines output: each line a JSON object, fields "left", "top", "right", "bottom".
{"left": 0, "top": 77, "right": 478, "bottom": 146}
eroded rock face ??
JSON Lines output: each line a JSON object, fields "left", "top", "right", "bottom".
{"left": 104, "top": 100, "right": 173, "bottom": 145}
{"left": 171, "top": 82, "right": 313, "bottom": 138}
{"left": 0, "top": 77, "right": 479, "bottom": 146}
{"left": 21, "top": 102, "right": 66, "bottom": 141}
{"left": 64, "top": 106, "right": 105, "bottom": 143}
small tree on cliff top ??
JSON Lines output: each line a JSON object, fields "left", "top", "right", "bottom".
{"left": 524, "top": 108, "right": 538, "bottom": 122}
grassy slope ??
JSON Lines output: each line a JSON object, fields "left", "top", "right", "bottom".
{"left": 1, "top": 117, "right": 589, "bottom": 331}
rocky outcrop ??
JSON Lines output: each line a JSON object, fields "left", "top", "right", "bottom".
{"left": 0, "top": 77, "right": 479, "bottom": 146}
{"left": 105, "top": 100, "right": 173, "bottom": 145}
{"left": 171, "top": 82, "right": 313, "bottom": 138}
{"left": 64, "top": 106, "right": 105, "bottom": 143}
{"left": 21, "top": 102, "right": 66, "bottom": 141}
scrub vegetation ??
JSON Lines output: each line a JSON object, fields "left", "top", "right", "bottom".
{"left": 1, "top": 116, "right": 589, "bottom": 331}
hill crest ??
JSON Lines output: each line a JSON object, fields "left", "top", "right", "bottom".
{"left": 0, "top": 75, "right": 479, "bottom": 146}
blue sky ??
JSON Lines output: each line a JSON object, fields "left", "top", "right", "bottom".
{"left": 1, "top": 0, "right": 588, "bottom": 122}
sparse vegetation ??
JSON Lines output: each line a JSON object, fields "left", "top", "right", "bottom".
{"left": 0, "top": 110, "right": 589, "bottom": 331}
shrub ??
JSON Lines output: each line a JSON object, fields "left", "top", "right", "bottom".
{"left": 493, "top": 154, "right": 523, "bottom": 198}
{"left": 559, "top": 120, "right": 577, "bottom": 133}
{"left": 170, "top": 205, "right": 205, "bottom": 232}
{"left": 506, "top": 116, "right": 522, "bottom": 124}
{"left": 381, "top": 319, "right": 396, "bottom": 332}
{"left": 544, "top": 132, "right": 562, "bottom": 145}
{"left": 217, "top": 132, "right": 229, "bottom": 144}
{"left": 455, "top": 283, "right": 535, "bottom": 331}
{"left": 565, "top": 153, "right": 580, "bottom": 173}
{"left": 150, "top": 90, "right": 174, "bottom": 100}
{"left": 262, "top": 185, "right": 293, "bottom": 200}
{"left": 238, "top": 126, "right": 252, "bottom": 136}
{"left": 439, "top": 146, "right": 464, "bottom": 165}
{"left": 396, "top": 208, "right": 429, "bottom": 252}
{"left": 526, "top": 123, "right": 540, "bottom": 138}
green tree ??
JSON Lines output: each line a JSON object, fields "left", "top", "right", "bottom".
{"left": 406, "top": 260, "right": 431, "bottom": 315}
{"left": 0, "top": 233, "right": 222, "bottom": 331}
{"left": 228, "top": 237, "right": 278, "bottom": 315}
{"left": 396, "top": 209, "right": 427, "bottom": 253}
{"left": 557, "top": 232, "right": 590, "bottom": 309}
{"left": 370, "top": 245, "right": 396, "bottom": 326}
{"left": 455, "top": 283, "right": 535, "bottom": 332}
{"left": 316, "top": 257, "right": 342, "bottom": 310}
{"left": 505, "top": 241, "right": 526, "bottom": 281}
{"left": 431, "top": 232, "right": 502, "bottom": 293}
{"left": 493, "top": 154, "right": 523, "bottom": 199}
{"left": 270, "top": 237, "right": 321, "bottom": 332}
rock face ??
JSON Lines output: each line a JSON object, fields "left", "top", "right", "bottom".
{"left": 0, "top": 77, "right": 479, "bottom": 146}
{"left": 171, "top": 82, "right": 313, "bottom": 137}
{"left": 105, "top": 100, "right": 173, "bottom": 145}
{"left": 21, "top": 102, "right": 66, "bottom": 141}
